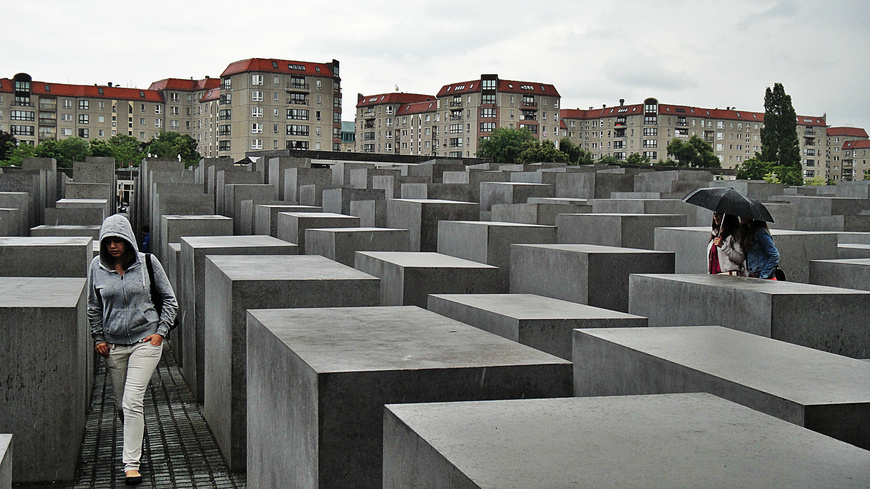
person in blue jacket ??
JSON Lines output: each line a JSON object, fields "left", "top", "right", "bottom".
{"left": 741, "top": 218, "right": 780, "bottom": 279}
{"left": 87, "top": 214, "right": 177, "bottom": 485}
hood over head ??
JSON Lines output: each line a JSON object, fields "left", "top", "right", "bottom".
{"left": 98, "top": 214, "right": 140, "bottom": 268}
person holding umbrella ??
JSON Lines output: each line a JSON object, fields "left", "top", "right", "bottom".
{"left": 741, "top": 218, "right": 780, "bottom": 279}
{"left": 708, "top": 212, "right": 745, "bottom": 275}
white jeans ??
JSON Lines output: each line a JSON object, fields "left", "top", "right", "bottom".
{"left": 106, "top": 341, "right": 163, "bottom": 472}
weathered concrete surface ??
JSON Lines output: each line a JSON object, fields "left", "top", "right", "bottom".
{"left": 284, "top": 167, "right": 334, "bottom": 204}
{"left": 355, "top": 252, "right": 499, "bottom": 307}
{"left": 383, "top": 393, "right": 870, "bottom": 489}
{"left": 437, "top": 221, "right": 557, "bottom": 292}
{"left": 490, "top": 202, "right": 591, "bottom": 225}
{"left": 178, "top": 235, "right": 298, "bottom": 403}
{"left": 0, "top": 237, "right": 92, "bottom": 277}
{"left": 386, "top": 199, "right": 479, "bottom": 252}
{"left": 511, "top": 244, "right": 674, "bottom": 312}
{"left": 0, "top": 278, "right": 87, "bottom": 483}
{"left": 428, "top": 293, "right": 647, "bottom": 360}
{"left": 305, "top": 227, "right": 410, "bottom": 266}
{"left": 0, "top": 434, "right": 10, "bottom": 489}
{"left": 348, "top": 199, "right": 387, "bottom": 227}
{"left": 557, "top": 213, "right": 686, "bottom": 250}
{"left": 44, "top": 206, "right": 104, "bottom": 226}
{"left": 321, "top": 188, "right": 385, "bottom": 215}
{"left": 574, "top": 326, "right": 870, "bottom": 449}
{"left": 28, "top": 225, "right": 100, "bottom": 240}
{"left": 654, "top": 227, "right": 838, "bottom": 282}
{"left": 276, "top": 212, "right": 360, "bottom": 251}
{"left": 268, "top": 156, "right": 311, "bottom": 200}
{"left": 554, "top": 171, "right": 634, "bottom": 199}
{"left": 246, "top": 306, "right": 571, "bottom": 489}
{"left": 0, "top": 192, "right": 30, "bottom": 235}
{"left": 837, "top": 243, "right": 870, "bottom": 259}
{"left": 203, "top": 255, "right": 380, "bottom": 470}
{"left": 479, "top": 182, "right": 554, "bottom": 212}
{"left": 159, "top": 215, "right": 233, "bottom": 264}
{"left": 628, "top": 274, "right": 870, "bottom": 358}
{"left": 253, "top": 204, "right": 321, "bottom": 237}
{"left": 809, "top": 258, "right": 870, "bottom": 292}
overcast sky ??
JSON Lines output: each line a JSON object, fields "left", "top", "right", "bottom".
{"left": 6, "top": 0, "right": 869, "bottom": 130}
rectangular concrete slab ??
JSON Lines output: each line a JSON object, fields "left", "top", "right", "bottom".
{"left": 203, "top": 255, "right": 380, "bottom": 471}
{"left": 809, "top": 258, "right": 870, "bottom": 292}
{"left": 0, "top": 434, "right": 10, "bottom": 489}
{"left": 253, "top": 204, "right": 321, "bottom": 237}
{"left": 574, "top": 326, "right": 870, "bottom": 449}
{"left": 557, "top": 213, "right": 686, "bottom": 250}
{"left": 246, "top": 306, "right": 572, "bottom": 489}
{"left": 355, "top": 251, "right": 499, "bottom": 307}
{"left": 386, "top": 199, "right": 479, "bottom": 252}
{"left": 437, "top": 221, "right": 557, "bottom": 292}
{"left": 511, "top": 243, "right": 675, "bottom": 312}
{"left": 428, "top": 293, "right": 647, "bottom": 360}
{"left": 384, "top": 393, "right": 870, "bottom": 488}
{"left": 628, "top": 273, "right": 870, "bottom": 358}
{"left": 0, "top": 237, "right": 92, "bottom": 277}
{"left": 304, "top": 227, "right": 410, "bottom": 266}
{"left": 179, "top": 235, "right": 299, "bottom": 403}
{"left": 0, "top": 278, "right": 87, "bottom": 483}
{"left": 275, "top": 212, "right": 360, "bottom": 251}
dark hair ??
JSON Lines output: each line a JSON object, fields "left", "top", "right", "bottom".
{"left": 719, "top": 214, "right": 741, "bottom": 242}
{"left": 740, "top": 219, "right": 769, "bottom": 253}
{"left": 101, "top": 237, "right": 136, "bottom": 270}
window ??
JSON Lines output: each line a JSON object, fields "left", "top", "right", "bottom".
{"left": 10, "top": 110, "right": 34, "bottom": 121}
{"left": 252, "top": 91, "right": 263, "bottom": 102}
{"left": 643, "top": 127, "right": 657, "bottom": 136}
{"left": 716, "top": 143, "right": 724, "bottom": 151}
{"left": 63, "top": 99, "right": 73, "bottom": 109}
{"left": 251, "top": 138, "right": 263, "bottom": 149}
{"left": 289, "top": 93, "right": 307, "bottom": 105}
{"left": 79, "top": 114, "right": 89, "bottom": 124}
{"left": 155, "top": 106, "right": 162, "bottom": 114}
{"left": 481, "top": 94, "right": 496, "bottom": 104}
{"left": 11, "top": 125, "right": 35, "bottom": 136}
{"left": 519, "top": 123, "right": 537, "bottom": 134}
{"left": 219, "top": 109, "right": 231, "bottom": 120}
{"left": 286, "top": 124, "right": 309, "bottom": 136}
{"left": 170, "top": 106, "right": 179, "bottom": 115}
{"left": 218, "top": 140, "right": 230, "bottom": 151}
{"left": 480, "top": 122, "right": 496, "bottom": 132}
{"left": 449, "top": 123, "right": 462, "bottom": 134}
{"left": 79, "top": 100, "right": 89, "bottom": 110}
{"left": 287, "top": 109, "right": 309, "bottom": 120}
{"left": 643, "top": 139, "right": 657, "bottom": 148}
{"left": 252, "top": 74, "right": 264, "bottom": 85}
{"left": 60, "top": 113, "right": 73, "bottom": 121}
{"left": 218, "top": 124, "right": 231, "bottom": 136}
{"left": 251, "top": 123, "right": 264, "bottom": 133}
{"left": 155, "top": 119, "right": 162, "bottom": 128}
{"left": 252, "top": 107, "right": 263, "bottom": 118}
{"left": 78, "top": 128, "right": 89, "bottom": 138}
{"left": 643, "top": 116, "right": 657, "bottom": 125}
{"left": 316, "top": 95, "right": 323, "bottom": 105}
{"left": 98, "top": 101, "right": 105, "bottom": 110}
{"left": 169, "top": 120, "right": 179, "bottom": 129}
{"left": 480, "top": 108, "right": 496, "bottom": 118}
{"left": 481, "top": 79, "right": 496, "bottom": 90}
{"left": 643, "top": 151, "right": 657, "bottom": 160}
{"left": 61, "top": 128, "right": 72, "bottom": 136}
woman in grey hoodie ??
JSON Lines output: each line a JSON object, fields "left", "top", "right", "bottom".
{"left": 87, "top": 214, "right": 177, "bottom": 485}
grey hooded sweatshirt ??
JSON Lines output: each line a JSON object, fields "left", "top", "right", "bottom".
{"left": 87, "top": 214, "right": 177, "bottom": 345}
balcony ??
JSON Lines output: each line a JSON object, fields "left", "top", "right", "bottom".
{"left": 521, "top": 115, "right": 536, "bottom": 121}
{"left": 363, "top": 122, "right": 375, "bottom": 129}
{"left": 449, "top": 101, "right": 462, "bottom": 107}
{"left": 363, "top": 111, "right": 375, "bottom": 118}
{"left": 38, "top": 118, "right": 56, "bottom": 126}
{"left": 805, "top": 129, "right": 815, "bottom": 136}
{"left": 449, "top": 115, "right": 463, "bottom": 121}
{"left": 39, "top": 100, "right": 57, "bottom": 111}
{"left": 521, "top": 101, "right": 537, "bottom": 108}
{"left": 286, "top": 82, "right": 310, "bottom": 91}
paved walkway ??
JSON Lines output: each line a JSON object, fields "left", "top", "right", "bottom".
{"left": 18, "top": 347, "right": 246, "bottom": 488}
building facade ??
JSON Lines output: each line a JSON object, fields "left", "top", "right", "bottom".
{"left": 559, "top": 97, "right": 840, "bottom": 178}
{"left": 356, "top": 93, "right": 436, "bottom": 155}
{"left": 826, "top": 127, "right": 869, "bottom": 180}
{"left": 0, "top": 57, "right": 342, "bottom": 163}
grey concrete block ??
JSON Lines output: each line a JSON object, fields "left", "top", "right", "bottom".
{"left": 305, "top": 227, "right": 410, "bottom": 266}
{"left": 224, "top": 184, "right": 275, "bottom": 234}
{"left": 810, "top": 258, "right": 870, "bottom": 292}
{"left": 383, "top": 393, "right": 870, "bottom": 489}
{"left": 527, "top": 196, "right": 588, "bottom": 206}
{"left": 204, "top": 255, "right": 380, "bottom": 470}
{"left": 479, "top": 182, "right": 554, "bottom": 212}
{"left": 558, "top": 213, "right": 686, "bottom": 250}
{"left": 511, "top": 244, "right": 675, "bottom": 312}
{"left": 653, "top": 227, "right": 839, "bottom": 282}
{"left": 0, "top": 278, "right": 87, "bottom": 483}
{"left": 401, "top": 182, "right": 473, "bottom": 202}
{"left": 0, "top": 434, "right": 9, "bottom": 489}
{"left": 216, "top": 170, "right": 262, "bottom": 215}
{"left": 253, "top": 204, "right": 321, "bottom": 237}
{"left": 437, "top": 221, "right": 557, "bottom": 292}
{"left": 589, "top": 198, "right": 696, "bottom": 218}
{"left": 321, "top": 188, "right": 385, "bottom": 215}
{"left": 29, "top": 225, "right": 100, "bottom": 240}
{"left": 348, "top": 199, "right": 386, "bottom": 227}
{"left": 22, "top": 157, "right": 57, "bottom": 209}
{"left": 56, "top": 198, "right": 110, "bottom": 222}
{"left": 0, "top": 171, "right": 43, "bottom": 226}
{"left": 0, "top": 237, "right": 92, "bottom": 277}
{"left": 276, "top": 212, "right": 360, "bottom": 251}
{"left": 332, "top": 161, "right": 375, "bottom": 186}
{"left": 838, "top": 244, "right": 870, "bottom": 259}
{"left": 349, "top": 167, "right": 401, "bottom": 190}
{"left": 386, "top": 199, "right": 479, "bottom": 252}
{"left": 159, "top": 215, "right": 233, "bottom": 264}
{"left": 355, "top": 252, "right": 499, "bottom": 307}
{"left": 0, "top": 192, "right": 30, "bottom": 235}
{"left": 151, "top": 193, "right": 214, "bottom": 257}
{"left": 555, "top": 171, "right": 634, "bottom": 199}
{"left": 628, "top": 274, "right": 870, "bottom": 358}
{"left": 247, "top": 306, "right": 571, "bottom": 489}
{"left": 490, "top": 202, "right": 591, "bottom": 225}
{"left": 268, "top": 156, "right": 310, "bottom": 200}
{"left": 837, "top": 232, "right": 870, "bottom": 244}
{"left": 574, "top": 326, "right": 870, "bottom": 449}
{"left": 372, "top": 174, "right": 430, "bottom": 200}
{"left": 284, "top": 167, "right": 332, "bottom": 204}
{"left": 797, "top": 215, "right": 870, "bottom": 232}
{"left": 709, "top": 180, "right": 785, "bottom": 201}
{"left": 44, "top": 206, "right": 104, "bottom": 226}
{"left": 0, "top": 209, "right": 19, "bottom": 237}
{"left": 428, "top": 293, "right": 647, "bottom": 360}
{"left": 443, "top": 169, "right": 511, "bottom": 202}
{"left": 179, "top": 235, "right": 298, "bottom": 403}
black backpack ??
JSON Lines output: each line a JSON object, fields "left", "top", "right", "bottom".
{"left": 145, "top": 253, "right": 179, "bottom": 330}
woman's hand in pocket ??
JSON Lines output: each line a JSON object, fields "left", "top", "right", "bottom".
{"left": 142, "top": 334, "right": 164, "bottom": 346}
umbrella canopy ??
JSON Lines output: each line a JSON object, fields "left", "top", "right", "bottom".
{"left": 682, "top": 187, "right": 774, "bottom": 222}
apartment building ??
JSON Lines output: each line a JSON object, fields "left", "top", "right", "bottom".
{"left": 560, "top": 97, "right": 836, "bottom": 178}
{"left": 216, "top": 58, "right": 343, "bottom": 161}
{"left": 0, "top": 72, "right": 167, "bottom": 147}
{"left": 355, "top": 75, "right": 561, "bottom": 157}
{"left": 1, "top": 57, "right": 342, "bottom": 163}
{"left": 826, "top": 127, "right": 869, "bottom": 180}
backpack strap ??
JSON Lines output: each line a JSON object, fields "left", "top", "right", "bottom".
{"left": 144, "top": 253, "right": 162, "bottom": 315}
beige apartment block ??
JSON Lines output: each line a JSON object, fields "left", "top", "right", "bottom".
{"left": 356, "top": 92, "right": 435, "bottom": 155}
{"left": 826, "top": 127, "right": 869, "bottom": 181}
{"left": 148, "top": 78, "right": 221, "bottom": 146}
{"left": 217, "top": 58, "right": 342, "bottom": 161}
{"left": 560, "top": 97, "right": 833, "bottom": 177}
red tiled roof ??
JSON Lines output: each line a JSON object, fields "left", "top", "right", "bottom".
{"left": 28, "top": 81, "right": 164, "bottom": 102}
{"left": 357, "top": 92, "right": 434, "bottom": 108}
{"left": 843, "top": 140, "right": 870, "bottom": 150}
{"left": 220, "top": 58, "right": 334, "bottom": 78}
{"left": 0, "top": 79, "right": 10, "bottom": 93}
{"left": 396, "top": 100, "right": 437, "bottom": 116}
{"left": 201, "top": 88, "right": 220, "bottom": 103}
{"left": 148, "top": 78, "right": 220, "bottom": 91}
{"left": 437, "top": 78, "right": 560, "bottom": 97}
{"left": 828, "top": 127, "right": 869, "bottom": 138}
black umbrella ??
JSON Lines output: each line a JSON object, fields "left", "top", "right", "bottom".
{"left": 681, "top": 186, "right": 774, "bottom": 222}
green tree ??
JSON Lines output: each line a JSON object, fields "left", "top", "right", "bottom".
{"left": 559, "top": 137, "right": 595, "bottom": 165}
{"left": 3, "top": 143, "right": 37, "bottom": 167}
{"left": 106, "top": 134, "right": 146, "bottom": 167}
{"left": 0, "top": 130, "right": 16, "bottom": 162}
{"left": 666, "top": 136, "right": 720, "bottom": 168}
{"left": 758, "top": 83, "right": 800, "bottom": 171}
{"left": 476, "top": 127, "right": 535, "bottom": 163}
{"left": 89, "top": 139, "right": 114, "bottom": 158}
{"left": 56, "top": 137, "right": 91, "bottom": 168}
{"left": 516, "top": 139, "right": 569, "bottom": 164}
{"left": 144, "top": 131, "right": 201, "bottom": 167}
{"left": 735, "top": 158, "right": 774, "bottom": 180}
{"left": 597, "top": 155, "right": 620, "bottom": 166}
{"left": 625, "top": 152, "right": 650, "bottom": 166}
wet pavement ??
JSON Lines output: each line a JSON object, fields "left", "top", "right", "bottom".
{"left": 16, "top": 347, "right": 246, "bottom": 488}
